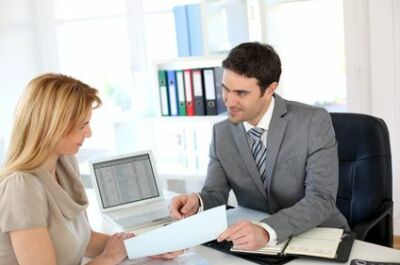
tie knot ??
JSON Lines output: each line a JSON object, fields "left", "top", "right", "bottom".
{"left": 248, "top": 127, "right": 265, "bottom": 141}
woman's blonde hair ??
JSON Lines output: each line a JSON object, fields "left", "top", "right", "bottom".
{"left": 0, "top": 73, "right": 102, "bottom": 179}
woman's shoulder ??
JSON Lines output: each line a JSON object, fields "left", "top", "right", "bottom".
{"left": 0, "top": 171, "right": 44, "bottom": 192}
{"left": 0, "top": 171, "right": 49, "bottom": 232}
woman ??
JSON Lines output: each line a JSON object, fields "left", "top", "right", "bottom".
{"left": 0, "top": 73, "right": 180, "bottom": 264}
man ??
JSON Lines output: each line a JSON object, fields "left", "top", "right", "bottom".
{"left": 170, "top": 42, "right": 349, "bottom": 250}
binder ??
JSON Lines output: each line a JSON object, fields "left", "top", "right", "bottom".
{"left": 173, "top": 4, "right": 203, "bottom": 56}
{"left": 186, "top": 4, "right": 203, "bottom": 56}
{"left": 167, "top": 70, "right": 179, "bottom": 116}
{"left": 158, "top": 70, "right": 170, "bottom": 116}
{"left": 184, "top": 69, "right": 195, "bottom": 116}
{"left": 192, "top": 69, "right": 205, "bottom": 115}
{"left": 214, "top": 67, "right": 227, "bottom": 114}
{"left": 202, "top": 68, "right": 217, "bottom": 115}
{"left": 173, "top": 6, "right": 190, "bottom": 57}
{"left": 175, "top": 70, "right": 187, "bottom": 116}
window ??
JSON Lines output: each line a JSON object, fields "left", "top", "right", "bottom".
{"left": 53, "top": 0, "right": 183, "bottom": 162}
{"left": 264, "top": 0, "right": 346, "bottom": 111}
{"left": 0, "top": 0, "right": 36, "bottom": 162}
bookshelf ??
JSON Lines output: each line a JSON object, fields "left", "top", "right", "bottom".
{"left": 150, "top": 56, "right": 229, "bottom": 191}
{"left": 144, "top": 0, "right": 263, "bottom": 192}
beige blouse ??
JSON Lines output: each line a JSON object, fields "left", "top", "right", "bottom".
{"left": 0, "top": 156, "right": 91, "bottom": 265}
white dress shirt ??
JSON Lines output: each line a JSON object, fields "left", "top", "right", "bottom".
{"left": 243, "top": 97, "right": 278, "bottom": 246}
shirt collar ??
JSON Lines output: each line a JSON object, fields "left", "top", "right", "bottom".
{"left": 244, "top": 96, "right": 275, "bottom": 132}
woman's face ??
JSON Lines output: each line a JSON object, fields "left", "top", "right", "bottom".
{"left": 56, "top": 109, "right": 92, "bottom": 156}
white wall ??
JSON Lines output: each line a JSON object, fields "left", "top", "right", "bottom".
{"left": 344, "top": 0, "right": 400, "bottom": 234}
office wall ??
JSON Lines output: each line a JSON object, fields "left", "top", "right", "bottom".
{"left": 344, "top": 0, "right": 400, "bottom": 234}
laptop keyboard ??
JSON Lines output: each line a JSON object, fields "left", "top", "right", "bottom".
{"left": 115, "top": 211, "right": 172, "bottom": 228}
{"left": 108, "top": 201, "right": 172, "bottom": 228}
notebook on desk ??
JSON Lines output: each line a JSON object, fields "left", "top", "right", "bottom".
{"left": 231, "top": 227, "right": 354, "bottom": 262}
{"left": 89, "top": 150, "right": 173, "bottom": 230}
{"left": 204, "top": 207, "right": 354, "bottom": 264}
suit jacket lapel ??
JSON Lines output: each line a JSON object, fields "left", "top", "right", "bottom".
{"left": 230, "top": 122, "right": 268, "bottom": 201}
{"left": 265, "top": 94, "right": 288, "bottom": 190}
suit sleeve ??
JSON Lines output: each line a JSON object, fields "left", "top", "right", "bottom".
{"left": 262, "top": 108, "right": 339, "bottom": 242}
{"left": 199, "top": 124, "right": 231, "bottom": 210}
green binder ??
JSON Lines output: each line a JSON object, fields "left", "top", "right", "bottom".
{"left": 158, "top": 70, "right": 170, "bottom": 116}
{"left": 176, "top": 70, "right": 187, "bottom": 116}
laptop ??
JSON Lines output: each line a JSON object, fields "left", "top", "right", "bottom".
{"left": 89, "top": 150, "right": 173, "bottom": 230}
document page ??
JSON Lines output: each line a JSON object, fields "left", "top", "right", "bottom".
{"left": 285, "top": 227, "right": 343, "bottom": 258}
{"left": 124, "top": 205, "right": 227, "bottom": 259}
{"left": 120, "top": 250, "right": 210, "bottom": 265}
{"left": 231, "top": 239, "right": 288, "bottom": 255}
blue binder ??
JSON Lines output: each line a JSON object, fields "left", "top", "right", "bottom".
{"left": 173, "top": 4, "right": 203, "bottom": 56}
{"left": 167, "top": 70, "right": 179, "bottom": 116}
{"left": 173, "top": 6, "right": 190, "bottom": 57}
{"left": 187, "top": 4, "right": 203, "bottom": 56}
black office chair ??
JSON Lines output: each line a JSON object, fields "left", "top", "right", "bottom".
{"left": 330, "top": 113, "right": 393, "bottom": 247}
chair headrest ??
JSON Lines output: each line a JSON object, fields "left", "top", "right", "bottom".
{"left": 330, "top": 113, "right": 391, "bottom": 161}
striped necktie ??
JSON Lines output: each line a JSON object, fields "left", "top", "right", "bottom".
{"left": 248, "top": 127, "right": 267, "bottom": 186}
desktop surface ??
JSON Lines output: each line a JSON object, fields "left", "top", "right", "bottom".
{"left": 84, "top": 188, "right": 400, "bottom": 265}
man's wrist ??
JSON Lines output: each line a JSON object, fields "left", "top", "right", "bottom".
{"left": 261, "top": 226, "right": 270, "bottom": 243}
{"left": 258, "top": 222, "right": 278, "bottom": 246}
{"left": 194, "top": 193, "right": 204, "bottom": 213}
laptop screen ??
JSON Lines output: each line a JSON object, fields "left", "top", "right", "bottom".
{"left": 92, "top": 154, "right": 161, "bottom": 209}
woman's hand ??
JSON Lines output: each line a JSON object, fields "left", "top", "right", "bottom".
{"left": 95, "top": 232, "right": 135, "bottom": 264}
{"left": 150, "top": 249, "right": 184, "bottom": 260}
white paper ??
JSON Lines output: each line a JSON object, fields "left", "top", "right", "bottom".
{"left": 120, "top": 250, "right": 210, "bottom": 265}
{"left": 124, "top": 205, "right": 227, "bottom": 259}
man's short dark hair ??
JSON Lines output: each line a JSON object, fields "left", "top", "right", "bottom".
{"left": 222, "top": 42, "right": 282, "bottom": 94}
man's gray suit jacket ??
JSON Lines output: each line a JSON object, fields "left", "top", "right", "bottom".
{"left": 199, "top": 94, "right": 349, "bottom": 243}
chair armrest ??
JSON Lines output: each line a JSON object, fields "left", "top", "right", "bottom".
{"left": 352, "top": 200, "right": 393, "bottom": 240}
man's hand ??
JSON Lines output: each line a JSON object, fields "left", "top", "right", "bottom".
{"left": 169, "top": 193, "right": 200, "bottom": 219}
{"left": 217, "top": 221, "right": 270, "bottom": 250}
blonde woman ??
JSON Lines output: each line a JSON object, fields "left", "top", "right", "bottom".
{"left": 0, "top": 74, "right": 180, "bottom": 265}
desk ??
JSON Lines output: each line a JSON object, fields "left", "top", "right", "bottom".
{"left": 85, "top": 189, "right": 400, "bottom": 264}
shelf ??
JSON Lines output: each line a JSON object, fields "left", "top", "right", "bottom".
{"left": 155, "top": 54, "right": 227, "bottom": 70}
{"left": 147, "top": 114, "right": 227, "bottom": 123}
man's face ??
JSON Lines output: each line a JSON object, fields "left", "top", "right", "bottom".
{"left": 222, "top": 69, "right": 275, "bottom": 125}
